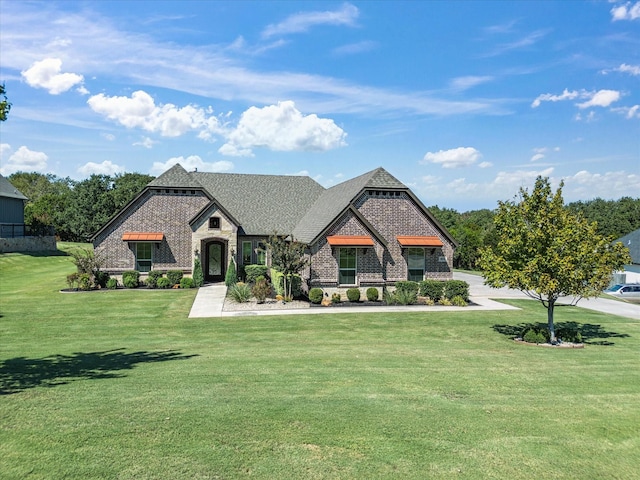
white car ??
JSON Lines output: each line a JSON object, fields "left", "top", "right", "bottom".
{"left": 605, "top": 284, "right": 640, "bottom": 298}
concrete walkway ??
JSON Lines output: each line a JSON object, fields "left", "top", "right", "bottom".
{"left": 189, "top": 273, "right": 640, "bottom": 319}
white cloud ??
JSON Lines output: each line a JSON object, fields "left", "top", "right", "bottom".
{"left": 563, "top": 170, "right": 640, "bottom": 200}
{"left": 478, "top": 161, "right": 493, "bottom": 168}
{"left": 77, "top": 160, "right": 125, "bottom": 176}
{"left": 449, "top": 76, "right": 494, "bottom": 91}
{"left": 87, "top": 90, "right": 223, "bottom": 138}
{"left": 576, "top": 89, "right": 621, "bottom": 109}
{"left": 0, "top": 143, "right": 11, "bottom": 162}
{"left": 602, "top": 63, "right": 640, "bottom": 76}
{"left": 21, "top": 58, "right": 84, "bottom": 95}
{"left": 530, "top": 153, "right": 545, "bottom": 162}
{"left": 262, "top": 3, "right": 359, "bottom": 38}
{"left": 611, "top": 1, "right": 640, "bottom": 20}
{"left": 531, "top": 89, "right": 579, "bottom": 108}
{"left": 421, "top": 147, "right": 482, "bottom": 169}
{"left": 150, "top": 155, "right": 234, "bottom": 175}
{"left": 0, "top": 146, "right": 48, "bottom": 175}
{"left": 133, "top": 137, "right": 157, "bottom": 149}
{"left": 101, "top": 133, "right": 116, "bottom": 141}
{"left": 219, "top": 101, "right": 347, "bottom": 157}
{"left": 611, "top": 104, "right": 640, "bottom": 119}
{"left": 332, "top": 41, "right": 377, "bottom": 56}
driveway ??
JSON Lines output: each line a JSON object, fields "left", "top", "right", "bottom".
{"left": 455, "top": 272, "right": 640, "bottom": 321}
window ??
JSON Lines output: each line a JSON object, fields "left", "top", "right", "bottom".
{"left": 339, "top": 248, "right": 357, "bottom": 285}
{"left": 257, "top": 242, "right": 266, "bottom": 265}
{"left": 209, "top": 217, "right": 220, "bottom": 229}
{"left": 407, "top": 247, "right": 425, "bottom": 282}
{"left": 135, "top": 243, "right": 153, "bottom": 272}
{"left": 242, "top": 241, "right": 252, "bottom": 265}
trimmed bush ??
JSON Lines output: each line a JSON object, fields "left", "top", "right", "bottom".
{"left": 556, "top": 323, "right": 583, "bottom": 343}
{"left": 419, "top": 280, "right": 445, "bottom": 302}
{"left": 366, "top": 287, "right": 379, "bottom": 302}
{"left": 245, "top": 264, "right": 269, "bottom": 284}
{"left": 192, "top": 257, "right": 204, "bottom": 287}
{"left": 146, "top": 271, "right": 163, "bottom": 289}
{"left": 180, "top": 277, "right": 194, "bottom": 289}
{"left": 157, "top": 277, "right": 172, "bottom": 289}
{"left": 346, "top": 288, "right": 360, "bottom": 302}
{"left": 252, "top": 277, "right": 271, "bottom": 303}
{"left": 331, "top": 292, "right": 341, "bottom": 304}
{"left": 309, "top": 288, "right": 324, "bottom": 304}
{"left": 395, "top": 281, "right": 419, "bottom": 295}
{"left": 385, "top": 288, "right": 417, "bottom": 306}
{"left": 451, "top": 295, "right": 468, "bottom": 307}
{"left": 94, "top": 270, "right": 110, "bottom": 289}
{"left": 225, "top": 261, "right": 237, "bottom": 287}
{"left": 78, "top": 273, "right": 92, "bottom": 291}
{"left": 122, "top": 270, "right": 140, "bottom": 288}
{"left": 439, "top": 297, "right": 452, "bottom": 306}
{"left": 270, "top": 269, "right": 302, "bottom": 298}
{"left": 167, "top": 270, "right": 183, "bottom": 286}
{"left": 523, "top": 329, "right": 546, "bottom": 344}
{"left": 228, "top": 282, "right": 252, "bottom": 303}
{"left": 444, "top": 280, "right": 469, "bottom": 301}
{"left": 106, "top": 278, "right": 118, "bottom": 290}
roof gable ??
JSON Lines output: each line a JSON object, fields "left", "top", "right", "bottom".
{"left": 0, "top": 174, "right": 28, "bottom": 200}
{"left": 616, "top": 228, "right": 640, "bottom": 265}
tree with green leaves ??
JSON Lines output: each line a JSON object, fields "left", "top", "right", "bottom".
{"left": 479, "top": 176, "right": 631, "bottom": 343}
{"left": 0, "top": 83, "right": 11, "bottom": 121}
{"left": 267, "top": 233, "right": 308, "bottom": 302}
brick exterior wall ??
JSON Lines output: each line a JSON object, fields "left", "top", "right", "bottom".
{"left": 308, "top": 190, "right": 454, "bottom": 296}
{"left": 94, "top": 189, "right": 209, "bottom": 273}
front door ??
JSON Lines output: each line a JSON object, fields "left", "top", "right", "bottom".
{"left": 205, "top": 241, "right": 225, "bottom": 282}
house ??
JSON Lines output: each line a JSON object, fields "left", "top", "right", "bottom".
{"left": 0, "top": 174, "right": 28, "bottom": 229}
{"left": 92, "top": 164, "right": 457, "bottom": 296}
{"left": 613, "top": 228, "right": 640, "bottom": 283}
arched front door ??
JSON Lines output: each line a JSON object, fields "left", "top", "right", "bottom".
{"left": 205, "top": 241, "right": 226, "bottom": 282}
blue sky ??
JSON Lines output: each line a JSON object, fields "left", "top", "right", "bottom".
{"left": 0, "top": 0, "right": 638, "bottom": 211}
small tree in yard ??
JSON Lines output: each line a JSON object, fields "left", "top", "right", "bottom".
{"left": 267, "top": 233, "right": 308, "bottom": 302}
{"left": 479, "top": 176, "right": 630, "bottom": 343}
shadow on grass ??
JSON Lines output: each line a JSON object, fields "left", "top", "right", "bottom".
{"left": 493, "top": 321, "right": 630, "bottom": 346}
{"left": 0, "top": 349, "right": 198, "bottom": 395}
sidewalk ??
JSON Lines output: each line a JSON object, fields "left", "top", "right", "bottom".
{"left": 188, "top": 283, "right": 227, "bottom": 318}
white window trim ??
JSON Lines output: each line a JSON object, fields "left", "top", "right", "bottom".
{"left": 135, "top": 242, "right": 153, "bottom": 272}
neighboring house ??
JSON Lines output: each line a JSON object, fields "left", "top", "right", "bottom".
{"left": 614, "top": 228, "right": 640, "bottom": 283}
{"left": 92, "top": 164, "right": 457, "bottom": 295}
{"left": 0, "top": 174, "right": 56, "bottom": 253}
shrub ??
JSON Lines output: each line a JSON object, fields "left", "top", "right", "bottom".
{"left": 556, "top": 322, "right": 583, "bottom": 343}
{"left": 270, "top": 269, "right": 302, "bottom": 298}
{"left": 167, "top": 270, "right": 183, "bottom": 286}
{"left": 77, "top": 273, "right": 92, "bottom": 291}
{"left": 366, "top": 287, "right": 379, "bottom": 302}
{"left": 309, "top": 288, "right": 324, "bottom": 304}
{"left": 192, "top": 257, "right": 204, "bottom": 287}
{"left": 146, "top": 271, "right": 163, "bottom": 289}
{"left": 180, "top": 277, "right": 194, "bottom": 289}
{"left": 523, "top": 329, "right": 547, "bottom": 344}
{"left": 252, "top": 277, "right": 271, "bottom": 303}
{"left": 94, "top": 270, "right": 110, "bottom": 289}
{"left": 419, "top": 280, "right": 445, "bottom": 302}
{"left": 451, "top": 295, "right": 468, "bottom": 307}
{"left": 444, "top": 280, "right": 469, "bottom": 301}
{"left": 225, "top": 261, "right": 237, "bottom": 287}
{"left": 66, "top": 272, "right": 79, "bottom": 290}
{"left": 122, "top": 270, "right": 140, "bottom": 288}
{"left": 439, "top": 297, "right": 452, "bottom": 306}
{"left": 245, "top": 264, "right": 269, "bottom": 284}
{"left": 331, "top": 292, "right": 341, "bottom": 304}
{"left": 384, "top": 288, "right": 417, "bottom": 305}
{"left": 395, "top": 281, "right": 419, "bottom": 295}
{"left": 157, "top": 277, "right": 172, "bottom": 289}
{"left": 228, "top": 282, "right": 252, "bottom": 303}
{"left": 106, "top": 278, "right": 118, "bottom": 290}
{"left": 346, "top": 287, "right": 360, "bottom": 302}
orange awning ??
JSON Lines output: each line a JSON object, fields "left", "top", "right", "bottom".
{"left": 327, "top": 235, "right": 374, "bottom": 247}
{"left": 122, "top": 232, "right": 164, "bottom": 242}
{"left": 396, "top": 235, "right": 443, "bottom": 247}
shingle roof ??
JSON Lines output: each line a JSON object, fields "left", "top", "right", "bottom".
{"left": 616, "top": 228, "right": 640, "bottom": 265}
{"left": 0, "top": 174, "right": 28, "bottom": 200}
{"left": 292, "top": 167, "right": 407, "bottom": 243}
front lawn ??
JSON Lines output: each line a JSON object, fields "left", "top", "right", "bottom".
{"left": 1, "top": 246, "right": 639, "bottom": 479}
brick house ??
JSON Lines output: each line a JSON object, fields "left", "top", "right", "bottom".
{"left": 92, "top": 164, "right": 457, "bottom": 295}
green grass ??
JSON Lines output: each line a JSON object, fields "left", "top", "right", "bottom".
{"left": 1, "top": 245, "right": 639, "bottom": 479}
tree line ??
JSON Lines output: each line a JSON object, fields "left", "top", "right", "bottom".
{"left": 430, "top": 197, "right": 639, "bottom": 271}
{"left": 8, "top": 172, "right": 153, "bottom": 242}
{"left": 7, "top": 171, "right": 640, "bottom": 254}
